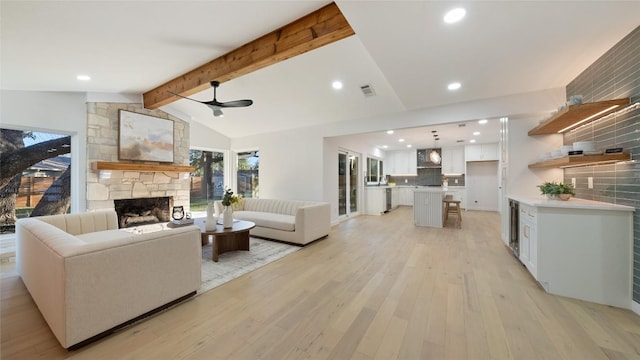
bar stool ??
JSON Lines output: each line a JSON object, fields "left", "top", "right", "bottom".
{"left": 443, "top": 196, "right": 462, "bottom": 228}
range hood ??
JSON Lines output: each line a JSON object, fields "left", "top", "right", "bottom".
{"left": 417, "top": 148, "right": 442, "bottom": 168}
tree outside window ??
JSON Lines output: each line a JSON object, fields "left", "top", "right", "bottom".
{"left": 1, "top": 129, "right": 71, "bottom": 233}
{"left": 189, "top": 150, "right": 224, "bottom": 211}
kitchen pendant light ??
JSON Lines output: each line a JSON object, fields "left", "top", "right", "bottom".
{"left": 430, "top": 135, "right": 441, "bottom": 164}
{"left": 429, "top": 149, "right": 441, "bottom": 165}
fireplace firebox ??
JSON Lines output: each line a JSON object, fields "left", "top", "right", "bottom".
{"left": 113, "top": 197, "right": 172, "bottom": 228}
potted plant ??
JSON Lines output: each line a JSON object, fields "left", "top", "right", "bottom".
{"left": 221, "top": 188, "right": 241, "bottom": 228}
{"left": 537, "top": 181, "right": 575, "bottom": 200}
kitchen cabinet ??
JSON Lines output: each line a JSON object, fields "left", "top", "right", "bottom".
{"left": 441, "top": 146, "right": 465, "bottom": 174}
{"left": 528, "top": 98, "right": 629, "bottom": 135}
{"left": 398, "top": 187, "right": 415, "bottom": 206}
{"left": 414, "top": 188, "right": 445, "bottom": 227}
{"left": 508, "top": 195, "right": 634, "bottom": 309}
{"left": 518, "top": 203, "right": 537, "bottom": 277}
{"left": 465, "top": 143, "right": 498, "bottom": 162}
{"left": 386, "top": 150, "right": 417, "bottom": 175}
{"left": 391, "top": 187, "right": 399, "bottom": 208}
{"left": 365, "top": 187, "right": 386, "bottom": 215}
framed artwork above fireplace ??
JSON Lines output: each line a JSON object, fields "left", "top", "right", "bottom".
{"left": 118, "top": 110, "right": 174, "bottom": 163}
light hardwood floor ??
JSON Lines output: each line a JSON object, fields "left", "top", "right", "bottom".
{"left": 2, "top": 207, "right": 640, "bottom": 359}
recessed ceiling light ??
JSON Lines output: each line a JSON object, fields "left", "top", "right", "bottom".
{"left": 444, "top": 8, "right": 466, "bottom": 24}
{"left": 448, "top": 82, "right": 461, "bottom": 91}
{"left": 399, "top": 138, "right": 405, "bottom": 143}
{"left": 407, "top": 144, "right": 412, "bottom": 148}
{"left": 386, "top": 130, "right": 394, "bottom": 135}
{"left": 470, "top": 139, "right": 477, "bottom": 143}
{"left": 473, "top": 131, "right": 480, "bottom": 136}
{"left": 478, "top": 119, "right": 488, "bottom": 124}
{"left": 332, "top": 81, "right": 343, "bottom": 90}
{"left": 382, "top": 145, "right": 388, "bottom": 149}
{"left": 77, "top": 75, "right": 91, "bottom": 81}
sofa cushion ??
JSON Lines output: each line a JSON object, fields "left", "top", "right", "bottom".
{"left": 76, "top": 229, "right": 133, "bottom": 244}
{"left": 36, "top": 210, "right": 119, "bottom": 235}
{"left": 233, "top": 211, "right": 295, "bottom": 232}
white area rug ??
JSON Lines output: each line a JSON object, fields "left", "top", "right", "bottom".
{"left": 199, "top": 237, "right": 299, "bottom": 294}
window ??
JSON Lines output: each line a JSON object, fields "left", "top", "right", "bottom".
{"left": 366, "top": 157, "right": 383, "bottom": 184}
{"left": 237, "top": 150, "right": 259, "bottom": 198}
{"left": 189, "top": 150, "right": 224, "bottom": 211}
{"left": 0, "top": 129, "right": 71, "bottom": 233}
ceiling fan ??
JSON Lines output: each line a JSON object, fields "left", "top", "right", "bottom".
{"left": 168, "top": 80, "right": 253, "bottom": 117}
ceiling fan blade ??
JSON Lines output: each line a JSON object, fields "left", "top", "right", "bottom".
{"left": 167, "top": 91, "right": 207, "bottom": 105}
{"left": 215, "top": 99, "right": 254, "bottom": 108}
{"left": 168, "top": 81, "right": 252, "bottom": 115}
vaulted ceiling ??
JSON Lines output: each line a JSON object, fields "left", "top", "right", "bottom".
{"left": 2, "top": 1, "right": 639, "bottom": 149}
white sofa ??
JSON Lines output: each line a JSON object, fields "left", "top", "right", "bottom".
{"left": 215, "top": 198, "right": 330, "bottom": 245}
{"left": 16, "top": 210, "right": 201, "bottom": 350}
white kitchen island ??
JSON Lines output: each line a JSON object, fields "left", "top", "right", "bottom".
{"left": 509, "top": 195, "right": 635, "bottom": 309}
{"left": 414, "top": 187, "right": 447, "bottom": 227}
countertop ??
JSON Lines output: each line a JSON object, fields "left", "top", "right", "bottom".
{"left": 508, "top": 195, "right": 635, "bottom": 212}
{"left": 366, "top": 185, "right": 466, "bottom": 189}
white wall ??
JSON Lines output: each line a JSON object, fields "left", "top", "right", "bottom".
{"left": 466, "top": 161, "right": 499, "bottom": 211}
{"left": 1, "top": 90, "right": 88, "bottom": 212}
{"left": 507, "top": 116, "right": 563, "bottom": 198}
{"left": 189, "top": 119, "right": 231, "bottom": 150}
{"left": 231, "top": 126, "right": 324, "bottom": 202}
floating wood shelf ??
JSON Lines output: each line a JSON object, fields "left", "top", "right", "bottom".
{"left": 94, "top": 161, "right": 194, "bottom": 172}
{"left": 528, "top": 153, "right": 631, "bottom": 169}
{"left": 528, "top": 98, "right": 630, "bottom": 135}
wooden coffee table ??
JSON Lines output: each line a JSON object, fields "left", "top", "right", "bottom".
{"left": 195, "top": 218, "right": 256, "bottom": 262}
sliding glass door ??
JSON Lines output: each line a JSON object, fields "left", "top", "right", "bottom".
{"left": 338, "top": 150, "right": 359, "bottom": 218}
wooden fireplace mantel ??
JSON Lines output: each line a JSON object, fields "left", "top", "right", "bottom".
{"left": 94, "top": 161, "right": 194, "bottom": 173}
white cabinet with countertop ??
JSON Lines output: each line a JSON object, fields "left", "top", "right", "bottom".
{"left": 397, "top": 186, "right": 415, "bottom": 206}
{"left": 518, "top": 203, "right": 537, "bottom": 277}
{"left": 509, "top": 195, "right": 634, "bottom": 309}
{"left": 441, "top": 146, "right": 465, "bottom": 174}
{"left": 465, "top": 143, "right": 498, "bottom": 162}
{"left": 365, "top": 187, "right": 386, "bottom": 215}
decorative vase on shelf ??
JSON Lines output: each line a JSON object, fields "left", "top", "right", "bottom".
{"left": 205, "top": 203, "right": 216, "bottom": 231}
{"left": 223, "top": 206, "right": 233, "bottom": 228}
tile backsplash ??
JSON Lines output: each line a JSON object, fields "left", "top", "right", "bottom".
{"left": 564, "top": 25, "right": 640, "bottom": 303}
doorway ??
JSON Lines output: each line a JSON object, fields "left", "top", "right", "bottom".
{"left": 466, "top": 161, "right": 499, "bottom": 211}
{"left": 338, "top": 151, "right": 359, "bottom": 218}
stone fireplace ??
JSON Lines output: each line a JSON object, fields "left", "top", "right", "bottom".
{"left": 85, "top": 103, "right": 191, "bottom": 213}
{"left": 114, "top": 196, "right": 172, "bottom": 228}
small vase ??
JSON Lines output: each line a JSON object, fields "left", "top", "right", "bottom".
{"left": 205, "top": 203, "right": 216, "bottom": 231}
{"left": 223, "top": 206, "right": 233, "bottom": 228}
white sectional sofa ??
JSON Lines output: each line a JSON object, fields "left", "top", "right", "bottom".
{"left": 16, "top": 210, "right": 201, "bottom": 350}
{"left": 215, "top": 198, "right": 330, "bottom": 245}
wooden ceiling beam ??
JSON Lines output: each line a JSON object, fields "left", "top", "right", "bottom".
{"left": 143, "top": 2, "right": 354, "bottom": 109}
